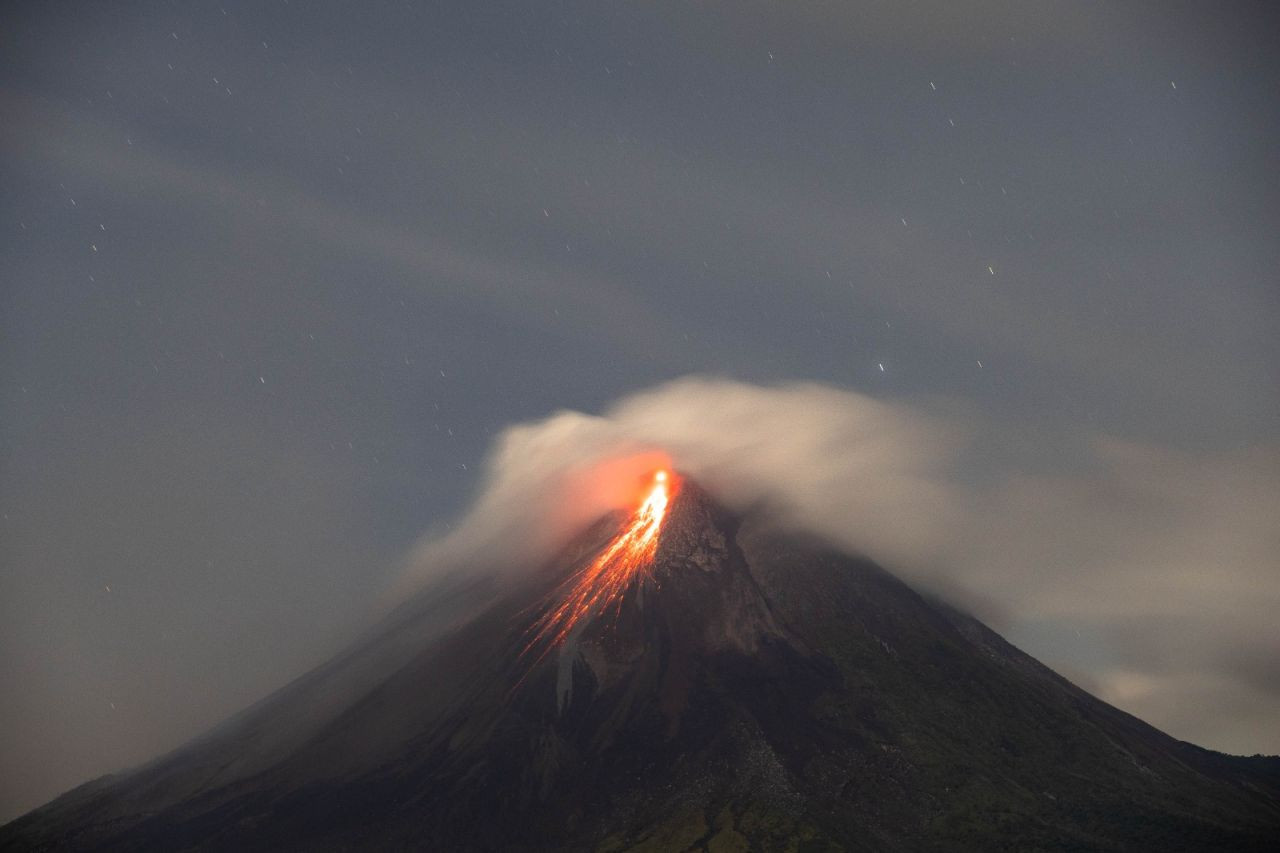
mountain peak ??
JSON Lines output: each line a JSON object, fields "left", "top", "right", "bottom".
{"left": 548, "top": 476, "right": 790, "bottom": 721}
{"left": 652, "top": 476, "right": 732, "bottom": 572}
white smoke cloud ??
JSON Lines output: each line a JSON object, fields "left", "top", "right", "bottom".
{"left": 402, "top": 376, "right": 969, "bottom": 588}
{"left": 399, "top": 376, "right": 1280, "bottom": 755}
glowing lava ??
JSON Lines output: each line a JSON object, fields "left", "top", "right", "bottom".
{"left": 525, "top": 469, "right": 678, "bottom": 655}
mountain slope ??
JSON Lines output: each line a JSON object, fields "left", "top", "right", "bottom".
{"left": 4, "top": 482, "right": 1278, "bottom": 851}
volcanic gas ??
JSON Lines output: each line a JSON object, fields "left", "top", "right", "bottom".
{"left": 524, "top": 469, "right": 679, "bottom": 656}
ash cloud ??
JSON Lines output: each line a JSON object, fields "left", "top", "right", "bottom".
{"left": 404, "top": 377, "right": 1280, "bottom": 755}
{"left": 403, "top": 377, "right": 967, "bottom": 587}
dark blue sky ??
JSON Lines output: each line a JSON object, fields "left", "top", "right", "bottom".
{"left": 2, "top": 0, "right": 1277, "bottom": 820}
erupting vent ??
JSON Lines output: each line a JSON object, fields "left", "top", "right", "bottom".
{"left": 524, "top": 469, "right": 679, "bottom": 657}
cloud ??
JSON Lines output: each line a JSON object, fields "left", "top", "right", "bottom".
{"left": 401, "top": 376, "right": 1280, "bottom": 754}
{"left": 400, "top": 377, "right": 967, "bottom": 586}
{"left": 0, "top": 90, "right": 704, "bottom": 371}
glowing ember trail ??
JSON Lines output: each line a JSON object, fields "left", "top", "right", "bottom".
{"left": 525, "top": 469, "right": 678, "bottom": 656}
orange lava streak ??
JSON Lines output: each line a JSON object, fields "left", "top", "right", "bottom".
{"left": 525, "top": 470, "right": 676, "bottom": 655}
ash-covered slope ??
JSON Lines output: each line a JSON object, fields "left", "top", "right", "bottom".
{"left": 4, "top": 482, "right": 1278, "bottom": 851}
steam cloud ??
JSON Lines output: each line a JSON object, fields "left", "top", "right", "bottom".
{"left": 404, "top": 377, "right": 968, "bottom": 586}
{"left": 403, "top": 376, "right": 1280, "bottom": 755}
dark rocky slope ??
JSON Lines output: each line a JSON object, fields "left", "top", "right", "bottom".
{"left": 4, "top": 482, "right": 1277, "bottom": 851}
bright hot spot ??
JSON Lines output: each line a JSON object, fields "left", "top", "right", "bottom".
{"left": 525, "top": 469, "right": 678, "bottom": 655}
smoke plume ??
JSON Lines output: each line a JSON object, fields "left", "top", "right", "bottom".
{"left": 404, "top": 376, "right": 968, "bottom": 586}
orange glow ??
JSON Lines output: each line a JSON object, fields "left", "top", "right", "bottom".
{"left": 525, "top": 469, "right": 679, "bottom": 656}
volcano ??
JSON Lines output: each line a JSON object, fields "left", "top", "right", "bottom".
{"left": 4, "top": 479, "right": 1278, "bottom": 851}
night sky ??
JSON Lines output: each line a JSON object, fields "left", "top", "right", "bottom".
{"left": 2, "top": 0, "right": 1277, "bottom": 821}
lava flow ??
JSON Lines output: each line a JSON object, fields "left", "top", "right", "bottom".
{"left": 524, "top": 469, "right": 678, "bottom": 656}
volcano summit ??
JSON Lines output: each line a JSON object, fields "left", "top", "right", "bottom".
{"left": 3, "top": 478, "right": 1278, "bottom": 851}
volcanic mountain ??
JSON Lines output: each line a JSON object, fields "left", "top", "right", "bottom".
{"left": 4, "top": 476, "right": 1278, "bottom": 851}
